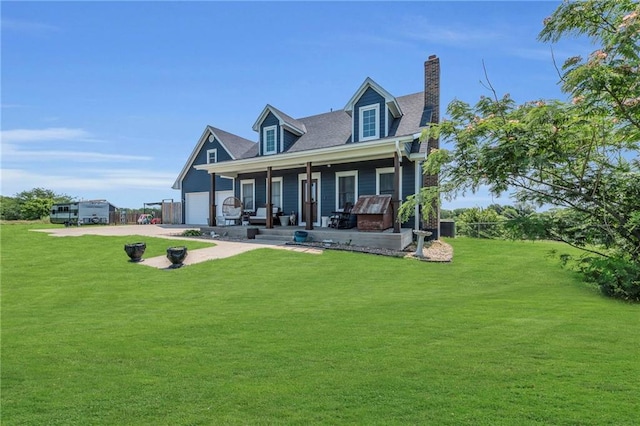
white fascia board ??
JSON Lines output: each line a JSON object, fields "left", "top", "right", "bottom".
{"left": 194, "top": 135, "right": 415, "bottom": 175}
{"left": 251, "top": 105, "right": 273, "bottom": 132}
{"left": 386, "top": 99, "right": 402, "bottom": 118}
{"left": 395, "top": 140, "right": 403, "bottom": 163}
{"left": 209, "top": 129, "right": 237, "bottom": 160}
{"left": 281, "top": 121, "right": 305, "bottom": 136}
{"left": 344, "top": 77, "right": 402, "bottom": 118}
{"left": 251, "top": 105, "right": 305, "bottom": 136}
{"left": 172, "top": 125, "right": 214, "bottom": 189}
{"left": 408, "top": 152, "right": 428, "bottom": 161}
{"left": 172, "top": 125, "right": 237, "bottom": 189}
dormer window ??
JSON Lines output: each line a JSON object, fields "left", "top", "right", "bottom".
{"left": 206, "top": 148, "right": 217, "bottom": 164}
{"left": 263, "top": 125, "right": 277, "bottom": 155}
{"left": 344, "top": 78, "right": 402, "bottom": 143}
{"left": 359, "top": 104, "right": 379, "bottom": 141}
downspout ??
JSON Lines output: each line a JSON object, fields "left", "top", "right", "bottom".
{"left": 306, "top": 162, "right": 313, "bottom": 230}
{"left": 267, "top": 166, "right": 273, "bottom": 229}
{"left": 414, "top": 161, "right": 422, "bottom": 230}
{"left": 209, "top": 173, "right": 216, "bottom": 226}
{"left": 393, "top": 151, "right": 400, "bottom": 233}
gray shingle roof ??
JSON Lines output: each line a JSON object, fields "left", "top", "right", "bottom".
{"left": 266, "top": 104, "right": 307, "bottom": 135}
{"left": 209, "top": 126, "right": 256, "bottom": 159}
{"left": 236, "top": 91, "right": 430, "bottom": 159}
{"left": 285, "top": 109, "right": 353, "bottom": 153}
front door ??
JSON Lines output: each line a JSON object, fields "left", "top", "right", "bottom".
{"left": 298, "top": 173, "right": 320, "bottom": 226}
{"left": 301, "top": 178, "right": 318, "bottom": 225}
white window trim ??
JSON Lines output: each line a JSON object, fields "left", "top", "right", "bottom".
{"left": 280, "top": 127, "right": 285, "bottom": 153}
{"left": 384, "top": 105, "right": 389, "bottom": 137}
{"left": 335, "top": 170, "right": 358, "bottom": 210}
{"left": 206, "top": 148, "right": 217, "bottom": 164}
{"left": 263, "top": 125, "right": 277, "bottom": 155}
{"left": 240, "top": 179, "right": 255, "bottom": 211}
{"left": 359, "top": 104, "right": 380, "bottom": 142}
{"left": 376, "top": 166, "right": 402, "bottom": 199}
{"left": 269, "top": 177, "right": 283, "bottom": 210}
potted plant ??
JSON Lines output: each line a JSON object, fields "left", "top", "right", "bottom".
{"left": 294, "top": 230, "right": 308, "bottom": 243}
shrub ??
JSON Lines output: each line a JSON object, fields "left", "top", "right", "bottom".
{"left": 181, "top": 229, "right": 202, "bottom": 237}
{"left": 579, "top": 256, "right": 640, "bottom": 302}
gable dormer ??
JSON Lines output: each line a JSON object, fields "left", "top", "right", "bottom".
{"left": 252, "top": 104, "right": 306, "bottom": 156}
{"left": 344, "top": 77, "right": 402, "bottom": 143}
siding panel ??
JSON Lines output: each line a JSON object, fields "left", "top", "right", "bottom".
{"left": 283, "top": 129, "right": 298, "bottom": 152}
{"left": 182, "top": 135, "right": 234, "bottom": 196}
{"left": 354, "top": 87, "right": 385, "bottom": 142}
{"left": 260, "top": 112, "right": 280, "bottom": 156}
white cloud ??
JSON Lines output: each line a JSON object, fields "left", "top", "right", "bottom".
{"left": 0, "top": 127, "right": 96, "bottom": 144}
{"left": 1, "top": 166, "right": 180, "bottom": 208}
{"left": 1, "top": 18, "right": 59, "bottom": 33}
{"left": 1, "top": 127, "right": 151, "bottom": 163}
{"left": 0, "top": 103, "right": 28, "bottom": 109}
{"left": 4, "top": 149, "right": 152, "bottom": 163}
{"left": 1, "top": 168, "right": 175, "bottom": 195}
{"left": 507, "top": 45, "right": 588, "bottom": 63}
{"left": 400, "top": 16, "right": 504, "bottom": 47}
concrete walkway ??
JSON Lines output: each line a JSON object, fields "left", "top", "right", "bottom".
{"left": 34, "top": 225, "right": 322, "bottom": 269}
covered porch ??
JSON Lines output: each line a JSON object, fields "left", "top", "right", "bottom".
{"left": 194, "top": 134, "right": 425, "bottom": 233}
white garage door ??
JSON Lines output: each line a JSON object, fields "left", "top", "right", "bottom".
{"left": 185, "top": 192, "right": 209, "bottom": 225}
{"left": 185, "top": 190, "right": 235, "bottom": 225}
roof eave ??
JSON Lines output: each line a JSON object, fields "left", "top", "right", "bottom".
{"left": 194, "top": 134, "right": 416, "bottom": 175}
{"left": 344, "top": 77, "right": 401, "bottom": 117}
{"left": 172, "top": 125, "right": 215, "bottom": 190}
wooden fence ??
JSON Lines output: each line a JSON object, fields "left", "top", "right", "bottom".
{"left": 108, "top": 201, "right": 182, "bottom": 225}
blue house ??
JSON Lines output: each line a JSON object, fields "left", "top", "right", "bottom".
{"left": 173, "top": 55, "right": 440, "bottom": 236}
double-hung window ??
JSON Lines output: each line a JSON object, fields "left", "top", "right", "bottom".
{"left": 336, "top": 171, "right": 358, "bottom": 209}
{"left": 263, "top": 125, "right": 277, "bottom": 155}
{"left": 270, "top": 177, "right": 283, "bottom": 210}
{"left": 376, "top": 167, "right": 401, "bottom": 198}
{"left": 359, "top": 104, "right": 379, "bottom": 141}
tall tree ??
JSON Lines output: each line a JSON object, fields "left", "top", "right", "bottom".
{"left": 401, "top": 0, "right": 639, "bottom": 299}
{"left": 14, "top": 188, "right": 74, "bottom": 220}
{"left": 0, "top": 196, "right": 21, "bottom": 220}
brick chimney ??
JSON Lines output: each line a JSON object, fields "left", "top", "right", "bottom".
{"left": 422, "top": 54, "right": 440, "bottom": 237}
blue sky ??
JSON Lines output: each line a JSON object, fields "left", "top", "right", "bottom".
{"left": 1, "top": 1, "right": 590, "bottom": 210}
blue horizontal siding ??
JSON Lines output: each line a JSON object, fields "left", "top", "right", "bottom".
{"left": 354, "top": 87, "right": 385, "bottom": 142}
{"left": 283, "top": 129, "right": 298, "bottom": 152}
{"left": 259, "top": 112, "right": 280, "bottom": 156}
{"left": 234, "top": 159, "right": 420, "bottom": 227}
{"left": 182, "top": 135, "right": 234, "bottom": 194}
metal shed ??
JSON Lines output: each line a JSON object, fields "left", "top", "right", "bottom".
{"left": 351, "top": 195, "right": 393, "bottom": 231}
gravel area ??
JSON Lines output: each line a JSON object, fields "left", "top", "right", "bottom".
{"left": 286, "top": 239, "right": 453, "bottom": 262}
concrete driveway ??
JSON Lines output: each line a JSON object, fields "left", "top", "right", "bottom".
{"left": 34, "top": 225, "right": 322, "bottom": 269}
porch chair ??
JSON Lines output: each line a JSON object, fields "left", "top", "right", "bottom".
{"left": 329, "top": 202, "right": 354, "bottom": 229}
{"left": 221, "top": 196, "right": 243, "bottom": 225}
{"left": 249, "top": 206, "right": 280, "bottom": 225}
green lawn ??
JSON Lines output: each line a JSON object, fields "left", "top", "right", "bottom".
{"left": 2, "top": 224, "right": 639, "bottom": 425}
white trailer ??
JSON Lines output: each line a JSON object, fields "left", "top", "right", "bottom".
{"left": 50, "top": 200, "right": 111, "bottom": 226}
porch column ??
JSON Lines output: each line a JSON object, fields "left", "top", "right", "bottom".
{"left": 209, "top": 173, "right": 216, "bottom": 226}
{"left": 266, "top": 166, "right": 273, "bottom": 229}
{"left": 393, "top": 152, "right": 400, "bottom": 233}
{"left": 306, "top": 161, "right": 313, "bottom": 230}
